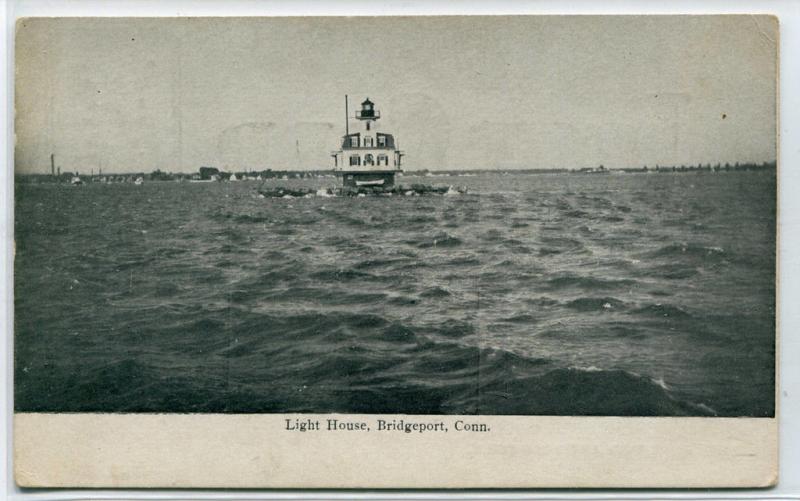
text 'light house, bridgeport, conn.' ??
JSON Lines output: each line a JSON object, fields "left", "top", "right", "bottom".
{"left": 331, "top": 96, "right": 404, "bottom": 189}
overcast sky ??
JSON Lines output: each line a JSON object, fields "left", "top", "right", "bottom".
{"left": 15, "top": 15, "right": 777, "bottom": 173}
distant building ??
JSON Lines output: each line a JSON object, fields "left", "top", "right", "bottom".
{"left": 578, "top": 165, "right": 608, "bottom": 174}
{"left": 199, "top": 166, "right": 220, "bottom": 180}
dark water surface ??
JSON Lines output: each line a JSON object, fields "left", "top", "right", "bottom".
{"left": 14, "top": 172, "right": 776, "bottom": 416}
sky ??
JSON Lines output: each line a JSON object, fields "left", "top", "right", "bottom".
{"left": 14, "top": 15, "right": 777, "bottom": 173}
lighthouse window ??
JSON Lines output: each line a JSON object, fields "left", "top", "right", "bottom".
{"left": 364, "top": 154, "right": 375, "bottom": 166}
{"left": 349, "top": 136, "right": 359, "bottom": 147}
{"left": 364, "top": 136, "right": 374, "bottom": 147}
{"left": 377, "top": 154, "right": 388, "bottom": 166}
{"left": 349, "top": 155, "right": 361, "bottom": 166}
{"left": 377, "top": 135, "right": 386, "bottom": 147}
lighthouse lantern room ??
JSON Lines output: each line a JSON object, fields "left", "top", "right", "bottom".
{"left": 332, "top": 96, "right": 403, "bottom": 189}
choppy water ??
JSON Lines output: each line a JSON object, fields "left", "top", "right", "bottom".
{"left": 14, "top": 172, "right": 775, "bottom": 416}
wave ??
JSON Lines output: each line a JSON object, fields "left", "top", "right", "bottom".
{"left": 14, "top": 306, "right": 721, "bottom": 416}
{"left": 641, "top": 263, "right": 700, "bottom": 280}
{"left": 538, "top": 236, "right": 586, "bottom": 251}
{"left": 308, "top": 268, "right": 386, "bottom": 283}
{"left": 446, "top": 367, "right": 716, "bottom": 416}
{"left": 232, "top": 214, "right": 271, "bottom": 224}
{"left": 565, "top": 296, "right": 625, "bottom": 312}
{"left": 353, "top": 256, "right": 414, "bottom": 270}
{"left": 419, "top": 286, "right": 452, "bottom": 298}
{"left": 261, "top": 286, "right": 388, "bottom": 306}
{"left": 408, "top": 215, "right": 438, "bottom": 224}
{"left": 501, "top": 313, "right": 539, "bottom": 324}
{"left": 644, "top": 242, "right": 726, "bottom": 261}
{"left": 445, "top": 255, "right": 481, "bottom": 266}
{"left": 546, "top": 273, "right": 637, "bottom": 290}
{"left": 414, "top": 232, "right": 464, "bottom": 248}
{"left": 564, "top": 209, "right": 591, "bottom": 218}
{"left": 538, "top": 247, "right": 563, "bottom": 256}
{"left": 633, "top": 303, "right": 693, "bottom": 319}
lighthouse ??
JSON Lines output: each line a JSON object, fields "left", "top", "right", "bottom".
{"left": 331, "top": 96, "right": 403, "bottom": 189}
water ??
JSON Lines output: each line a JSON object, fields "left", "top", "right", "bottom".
{"left": 14, "top": 171, "right": 776, "bottom": 416}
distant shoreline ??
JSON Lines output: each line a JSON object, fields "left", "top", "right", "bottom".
{"left": 14, "top": 161, "right": 776, "bottom": 184}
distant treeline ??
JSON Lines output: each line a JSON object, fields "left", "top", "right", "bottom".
{"left": 407, "top": 168, "right": 571, "bottom": 176}
{"left": 407, "top": 161, "right": 776, "bottom": 176}
{"left": 16, "top": 161, "right": 776, "bottom": 184}
{"left": 15, "top": 167, "right": 338, "bottom": 184}
{"left": 196, "top": 166, "right": 335, "bottom": 181}
{"left": 603, "top": 160, "right": 776, "bottom": 174}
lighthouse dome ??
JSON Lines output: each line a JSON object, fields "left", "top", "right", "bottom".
{"left": 357, "top": 98, "right": 378, "bottom": 119}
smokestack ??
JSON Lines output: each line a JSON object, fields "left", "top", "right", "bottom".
{"left": 50, "top": 153, "right": 55, "bottom": 177}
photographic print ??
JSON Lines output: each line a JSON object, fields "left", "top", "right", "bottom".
{"left": 12, "top": 15, "right": 778, "bottom": 487}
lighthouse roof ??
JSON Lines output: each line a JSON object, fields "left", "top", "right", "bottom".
{"left": 341, "top": 132, "right": 395, "bottom": 149}
{"left": 361, "top": 98, "right": 374, "bottom": 105}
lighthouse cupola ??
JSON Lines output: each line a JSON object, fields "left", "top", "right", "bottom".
{"left": 357, "top": 98, "right": 379, "bottom": 120}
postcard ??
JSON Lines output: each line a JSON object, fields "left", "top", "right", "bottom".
{"left": 13, "top": 15, "right": 778, "bottom": 488}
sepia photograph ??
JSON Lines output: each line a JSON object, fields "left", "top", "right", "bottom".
{"left": 11, "top": 14, "right": 779, "bottom": 488}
